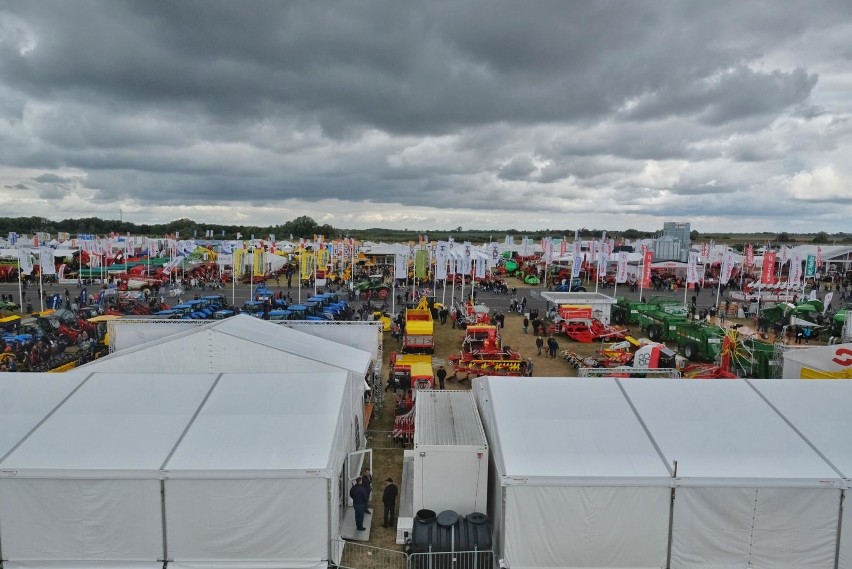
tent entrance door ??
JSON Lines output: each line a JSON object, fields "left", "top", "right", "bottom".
{"left": 345, "top": 448, "right": 373, "bottom": 505}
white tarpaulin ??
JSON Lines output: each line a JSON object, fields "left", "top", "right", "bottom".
{"left": 0, "top": 370, "right": 360, "bottom": 569}
{"left": 474, "top": 376, "right": 849, "bottom": 569}
{"left": 474, "top": 377, "right": 672, "bottom": 569}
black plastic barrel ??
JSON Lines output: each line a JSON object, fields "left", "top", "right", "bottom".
{"left": 411, "top": 510, "right": 493, "bottom": 560}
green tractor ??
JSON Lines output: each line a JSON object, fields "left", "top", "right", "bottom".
{"left": 353, "top": 274, "right": 391, "bottom": 300}
{"left": 612, "top": 296, "right": 687, "bottom": 326}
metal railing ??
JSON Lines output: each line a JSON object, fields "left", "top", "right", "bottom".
{"left": 333, "top": 539, "right": 407, "bottom": 569}
{"left": 408, "top": 549, "right": 495, "bottom": 569}
{"left": 331, "top": 540, "right": 495, "bottom": 569}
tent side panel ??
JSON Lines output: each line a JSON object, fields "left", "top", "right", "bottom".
{"left": 165, "top": 478, "right": 328, "bottom": 569}
{"left": 0, "top": 478, "right": 163, "bottom": 565}
{"left": 504, "top": 485, "right": 670, "bottom": 569}
{"left": 672, "top": 487, "right": 841, "bottom": 569}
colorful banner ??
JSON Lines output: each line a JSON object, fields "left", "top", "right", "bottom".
{"left": 817, "top": 246, "right": 823, "bottom": 268}
{"left": 745, "top": 244, "right": 754, "bottom": 267}
{"left": 252, "top": 248, "right": 264, "bottom": 277}
{"left": 640, "top": 249, "right": 654, "bottom": 288}
{"left": 415, "top": 249, "right": 429, "bottom": 278}
{"left": 761, "top": 251, "right": 776, "bottom": 284}
{"left": 571, "top": 252, "right": 583, "bottom": 278}
{"left": 687, "top": 251, "right": 700, "bottom": 284}
{"left": 616, "top": 252, "right": 628, "bottom": 284}
{"left": 805, "top": 254, "right": 816, "bottom": 278}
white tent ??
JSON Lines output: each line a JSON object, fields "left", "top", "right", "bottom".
{"left": 474, "top": 377, "right": 673, "bottom": 569}
{"left": 86, "top": 314, "right": 373, "bottom": 378}
{"left": 0, "top": 370, "right": 358, "bottom": 569}
{"left": 781, "top": 342, "right": 852, "bottom": 378}
{"left": 474, "top": 376, "right": 849, "bottom": 569}
{"left": 106, "top": 317, "right": 382, "bottom": 364}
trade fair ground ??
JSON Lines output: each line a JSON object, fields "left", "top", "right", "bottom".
{"left": 1, "top": 314, "right": 852, "bottom": 569}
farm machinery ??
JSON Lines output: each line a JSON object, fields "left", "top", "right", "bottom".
{"left": 554, "top": 304, "right": 628, "bottom": 343}
{"left": 353, "top": 274, "right": 391, "bottom": 300}
{"left": 389, "top": 352, "right": 436, "bottom": 443}
{"left": 610, "top": 296, "right": 687, "bottom": 325}
{"left": 451, "top": 299, "right": 491, "bottom": 329}
{"left": 403, "top": 296, "right": 435, "bottom": 353}
{"left": 448, "top": 324, "right": 530, "bottom": 379}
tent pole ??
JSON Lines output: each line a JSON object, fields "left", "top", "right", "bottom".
{"left": 666, "top": 460, "right": 678, "bottom": 569}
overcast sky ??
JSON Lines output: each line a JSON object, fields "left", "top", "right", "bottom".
{"left": 1, "top": 1, "right": 851, "bottom": 233}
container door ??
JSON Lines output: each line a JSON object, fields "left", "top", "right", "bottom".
{"left": 345, "top": 449, "right": 373, "bottom": 505}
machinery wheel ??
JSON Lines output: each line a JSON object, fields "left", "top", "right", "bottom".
{"left": 612, "top": 309, "right": 625, "bottom": 325}
{"left": 647, "top": 324, "right": 663, "bottom": 342}
{"left": 684, "top": 343, "right": 700, "bottom": 361}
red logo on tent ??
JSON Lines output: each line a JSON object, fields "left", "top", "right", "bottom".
{"left": 832, "top": 348, "right": 852, "bottom": 367}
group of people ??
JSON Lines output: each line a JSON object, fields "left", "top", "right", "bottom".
{"left": 349, "top": 468, "right": 399, "bottom": 531}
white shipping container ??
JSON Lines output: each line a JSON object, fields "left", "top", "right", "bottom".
{"left": 413, "top": 390, "right": 489, "bottom": 516}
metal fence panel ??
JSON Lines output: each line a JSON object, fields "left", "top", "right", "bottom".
{"left": 333, "top": 539, "right": 408, "bottom": 569}
{"left": 408, "top": 550, "right": 496, "bottom": 569}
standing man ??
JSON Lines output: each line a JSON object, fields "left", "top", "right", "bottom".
{"left": 349, "top": 477, "right": 368, "bottom": 531}
{"left": 436, "top": 365, "right": 447, "bottom": 389}
{"left": 362, "top": 468, "right": 373, "bottom": 513}
{"left": 535, "top": 336, "right": 544, "bottom": 356}
{"left": 522, "top": 316, "right": 529, "bottom": 334}
{"left": 381, "top": 477, "right": 399, "bottom": 528}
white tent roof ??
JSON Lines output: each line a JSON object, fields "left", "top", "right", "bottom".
{"left": 0, "top": 373, "right": 88, "bottom": 459}
{"left": 0, "top": 370, "right": 350, "bottom": 477}
{"left": 2, "top": 373, "right": 217, "bottom": 476}
{"left": 749, "top": 379, "right": 852, "bottom": 478}
{"left": 477, "top": 377, "right": 672, "bottom": 484}
{"left": 476, "top": 376, "right": 846, "bottom": 487}
{"left": 620, "top": 378, "right": 841, "bottom": 485}
{"left": 84, "top": 314, "right": 373, "bottom": 376}
{"left": 165, "top": 373, "right": 347, "bottom": 475}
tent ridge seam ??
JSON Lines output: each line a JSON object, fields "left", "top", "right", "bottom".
{"left": 614, "top": 378, "right": 674, "bottom": 477}
{"left": 160, "top": 372, "right": 224, "bottom": 470}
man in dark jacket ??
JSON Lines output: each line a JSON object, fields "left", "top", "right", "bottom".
{"left": 436, "top": 365, "right": 447, "bottom": 389}
{"left": 382, "top": 477, "right": 399, "bottom": 528}
{"left": 350, "top": 477, "right": 369, "bottom": 531}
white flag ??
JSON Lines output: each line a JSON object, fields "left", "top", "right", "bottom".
{"left": 19, "top": 249, "right": 34, "bottom": 276}
{"left": 162, "top": 255, "right": 184, "bottom": 276}
{"left": 597, "top": 243, "right": 610, "bottom": 277}
{"left": 616, "top": 252, "right": 628, "bottom": 283}
{"left": 687, "top": 251, "right": 700, "bottom": 284}
{"left": 394, "top": 251, "right": 408, "bottom": 280}
{"left": 475, "top": 255, "right": 487, "bottom": 279}
{"left": 39, "top": 247, "right": 56, "bottom": 275}
{"left": 720, "top": 250, "right": 736, "bottom": 283}
{"left": 789, "top": 254, "right": 802, "bottom": 286}
{"left": 461, "top": 243, "right": 473, "bottom": 274}
{"left": 435, "top": 242, "right": 449, "bottom": 280}
{"left": 489, "top": 243, "right": 501, "bottom": 269}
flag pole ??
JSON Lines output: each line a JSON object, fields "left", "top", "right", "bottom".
{"left": 38, "top": 262, "right": 44, "bottom": 313}
{"left": 17, "top": 254, "right": 24, "bottom": 314}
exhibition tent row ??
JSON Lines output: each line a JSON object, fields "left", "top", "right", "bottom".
{"left": 0, "top": 316, "right": 380, "bottom": 569}
{"left": 474, "top": 376, "right": 852, "bottom": 569}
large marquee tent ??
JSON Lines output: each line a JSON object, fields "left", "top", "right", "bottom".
{"left": 474, "top": 376, "right": 851, "bottom": 569}
{"left": 0, "top": 370, "right": 358, "bottom": 569}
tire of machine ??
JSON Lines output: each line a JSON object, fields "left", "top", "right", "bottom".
{"left": 684, "top": 342, "right": 700, "bottom": 361}
{"left": 612, "top": 309, "right": 625, "bottom": 325}
{"left": 647, "top": 324, "right": 662, "bottom": 342}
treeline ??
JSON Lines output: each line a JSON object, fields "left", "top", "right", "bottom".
{"left": 0, "top": 216, "right": 848, "bottom": 245}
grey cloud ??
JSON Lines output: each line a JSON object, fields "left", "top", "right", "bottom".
{"left": 498, "top": 155, "right": 537, "bottom": 181}
{"left": 33, "top": 173, "right": 74, "bottom": 183}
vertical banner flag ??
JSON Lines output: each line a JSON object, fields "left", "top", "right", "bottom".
{"left": 720, "top": 250, "right": 736, "bottom": 284}
{"left": 18, "top": 249, "right": 34, "bottom": 275}
{"left": 162, "top": 256, "right": 184, "bottom": 276}
{"left": 521, "top": 236, "right": 529, "bottom": 257}
{"left": 571, "top": 249, "right": 583, "bottom": 278}
{"left": 415, "top": 249, "right": 429, "bottom": 279}
{"left": 640, "top": 248, "right": 654, "bottom": 288}
{"left": 816, "top": 246, "right": 823, "bottom": 268}
{"left": 616, "top": 252, "right": 629, "bottom": 284}
{"left": 761, "top": 251, "right": 776, "bottom": 284}
{"left": 597, "top": 242, "right": 610, "bottom": 277}
{"left": 701, "top": 242, "right": 710, "bottom": 259}
{"left": 447, "top": 250, "right": 457, "bottom": 277}
{"left": 462, "top": 242, "right": 473, "bottom": 275}
{"left": 394, "top": 248, "right": 408, "bottom": 280}
{"left": 560, "top": 238, "right": 567, "bottom": 257}
{"left": 253, "top": 248, "right": 264, "bottom": 277}
{"left": 39, "top": 247, "right": 56, "bottom": 275}
{"left": 780, "top": 245, "right": 789, "bottom": 267}
{"left": 436, "top": 242, "right": 449, "bottom": 280}
{"left": 475, "top": 252, "right": 487, "bottom": 279}
{"left": 789, "top": 253, "right": 802, "bottom": 286}
{"left": 805, "top": 254, "right": 816, "bottom": 278}
{"left": 745, "top": 244, "right": 754, "bottom": 267}
{"left": 687, "top": 251, "right": 700, "bottom": 284}
{"left": 489, "top": 243, "right": 501, "bottom": 269}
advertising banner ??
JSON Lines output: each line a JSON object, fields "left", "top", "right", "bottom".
{"left": 616, "top": 252, "right": 628, "bottom": 284}
{"left": 640, "top": 249, "right": 654, "bottom": 288}
{"left": 687, "top": 251, "right": 700, "bottom": 284}
{"left": 805, "top": 254, "right": 816, "bottom": 277}
{"left": 761, "top": 251, "right": 776, "bottom": 284}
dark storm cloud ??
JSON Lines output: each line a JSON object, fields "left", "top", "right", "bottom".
{"left": 1, "top": 0, "right": 851, "bottom": 230}
{"left": 6, "top": 183, "right": 29, "bottom": 190}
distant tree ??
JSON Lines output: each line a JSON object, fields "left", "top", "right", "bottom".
{"left": 813, "top": 231, "right": 829, "bottom": 244}
{"left": 690, "top": 230, "right": 700, "bottom": 240}
{"left": 623, "top": 229, "right": 641, "bottom": 239}
{"left": 776, "top": 232, "right": 790, "bottom": 242}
